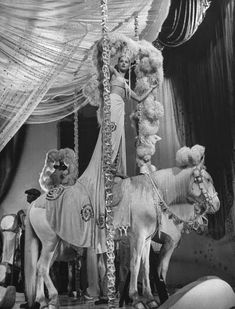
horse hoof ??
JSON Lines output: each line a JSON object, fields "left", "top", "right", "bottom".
{"left": 48, "top": 300, "right": 59, "bottom": 309}
{"left": 133, "top": 301, "right": 147, "bottom": 309}
{"left": 146, "top": 299, "right": 160, "bottom": 309}
{"left": 48, "top": 305, "right": 59, "bottom": 309}
{"left": 0, "top": 285, "right": 16, "bottom": 309}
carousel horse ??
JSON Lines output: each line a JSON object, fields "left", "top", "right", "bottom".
{"left": 0, "top": 212, "right": 81, "bottom": 298}
{"left": 112, "top": 146, "right": 219, "bottom": 305}
{"left": 24, "top": 145, "right": 220, "bottom": 309}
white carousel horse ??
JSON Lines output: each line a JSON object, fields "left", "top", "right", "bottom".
{"left": 0, "top": 149, "right": 82, "bottom": 300}
{"left": 0, "top": 212, "right": 80, "bottom": 297}
{"left": 113, "top": 152, "right": 219, "bottom": 304}
{"left": 24, "top": 145, "right": 220, "bottom": 309}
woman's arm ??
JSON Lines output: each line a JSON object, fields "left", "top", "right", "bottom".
{"left": 129, "top": 85, "right": 157, "bottom": 103}
{"left": 110, "top": 66, "right": 119, "bottom": 77}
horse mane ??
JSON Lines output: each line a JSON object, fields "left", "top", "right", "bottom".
{"left": 153, "top": 167, "right": 192, "bottom": 205}
{"left": 39, "top": 148, "right": 78, "bottom": 192}
{"left": 152, "top": 144, "right": 206, "bottom": 205}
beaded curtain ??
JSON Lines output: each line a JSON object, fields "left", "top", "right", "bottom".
{"left": 0, "top": 0, "right": 170, "bottom": 152}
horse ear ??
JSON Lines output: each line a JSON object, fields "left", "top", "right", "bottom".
{"left": 190, "top": 144, "right": 205, "bottom": 166}
{"left": 188, "top": 155, "right": 194, "bottom": 166}
{"left": 197, "top": 154, "right": 205, "bottom": 170}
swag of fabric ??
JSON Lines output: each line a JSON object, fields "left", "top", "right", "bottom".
{"left": 161, "top": 0, "right": 234, "bottom": 239}
{"left": 153, "top": 0, "right": 212, "bottom": 48}
{"left": 0, "top": 0, "right": 163, "bottom": 152}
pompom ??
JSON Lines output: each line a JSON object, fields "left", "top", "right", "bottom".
{"left": 138, "top": 56, "right": 153, "bottom": 74}
{"left": 176, "top": 145, "right": 205, "bottom": 167}
{"left": 176, "top": 147, "right": 191, "bottom": 167}
{"left": 39, "top": 148, "right": 78, "bottom": 192}
{"left": 135, "top": 77, "right": 151, "bottom": 94}
{"left": 190, "top": 144, "right": 205, "bottom": 165}
{"left": 139, "top": 119, "right": 160, "bottom": 136}
{"left": 143, "top": 98, "right": 164, "bottom": 120}
{"left": 136, "top": 143, "right": 154, "bottom": 159}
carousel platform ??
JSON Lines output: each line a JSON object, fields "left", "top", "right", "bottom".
{"left": 13, "top": 293, "right": 127, "bottom": 309}
{"left": 9, "top": 276, "right": 235, "bottom": 309}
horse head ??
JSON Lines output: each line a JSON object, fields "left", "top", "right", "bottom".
{"left": 177, "top": 145, "right": 219, "bottom": 216}
{"left": 188, "top": 164, "right": 220, "bottom": 215}
{"left": 173, "top": 145, "right": 220, "bottom": 215}
{"left": 153, "top": 145, "right": 220, "bottom": 232}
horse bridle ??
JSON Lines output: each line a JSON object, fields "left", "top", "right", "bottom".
{"left": 192, "top": 166, "right": 218, "bottom": 215}
{"left": 147, "top": 167, "right": 218, "bottom": 233}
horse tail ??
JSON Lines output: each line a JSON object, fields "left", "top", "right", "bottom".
{"left": 24, "top": 206, "right": 39, "bottom": 308}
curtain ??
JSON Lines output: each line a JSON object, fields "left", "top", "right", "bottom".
{"left": 0, "top": 0, "right": 88, "bottom": 151}
{"left": 152, "top": 78, "right": 182, "bottom": 169}
{"left": 162, "top": 0, "right": 234, "bottom": 238}
{"left": 153, "top": 0, "right": 212, "bottom": 48}
{"left": 0, "top": 126, "right": 27, "bottom": 204}
{"left": 0, "top": 0, "right": 172, "bottom": 152}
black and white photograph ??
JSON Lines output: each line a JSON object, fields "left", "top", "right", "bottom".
{"left": 0, "top": 1, "right": 234, "bottom": 308}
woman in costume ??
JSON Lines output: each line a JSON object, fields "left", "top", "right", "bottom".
{"left": 77, "top": 53, "right": 157, "bottom": 252}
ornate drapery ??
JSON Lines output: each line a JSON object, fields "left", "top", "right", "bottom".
{"left": 162, "top": 0, "right": 234, "bottom": 238}
{"left": 0, "top": 0, "right": 171, "bottom": 152}
{"left": 0, "top": 0, "right": 88, "bottom": 151}
{"left": 153, "top": 0, "right": 212, "bottom": 48}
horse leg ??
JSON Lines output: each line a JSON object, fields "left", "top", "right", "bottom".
{"left": 129, "top": 234, "right": 145, "bottom": 302}
{"left": 35, "top": 244, "right": 59, "bottom": 309}
{"left": 141, "top": 239, "right": 153, "bottom": 300}
{"left": 39, "top": 242, "right": 60, "bottom": 309}
{"left": 35, "top": 259, "right": 47, "bottom": 309}
{"left": 97, "top": 253, "right": 107, "bottom": 300}
{"left": 157, "top": 235, "right": 179, "bottom": 283}
{"left": 67, "top": 261, "right": 74, "bottom": 297}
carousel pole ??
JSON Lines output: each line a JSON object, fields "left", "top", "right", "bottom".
{"left": 119, "top": 15, "right": 141, "bottom": 307}
{"left": 100, "top": 0, "right": 116, "bottom": 307}
{"left": 134, "top": 14, "right": 142, "bottom": 130}
{"left": 134, "top": 13, "right": 139, "bottom": 41}
{"left": 73, "top": 104, "right": 82, "bottom": 300}
{"left": 73, "top": 105, "right": 79, "bottom": 177}
{"left": 134, "top": 13, "right": 144, "bottom": 174}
